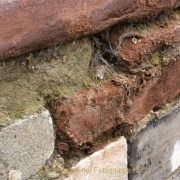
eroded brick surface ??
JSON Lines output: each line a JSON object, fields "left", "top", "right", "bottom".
{"left": 0, "top": 0, "right": 180, "bottom": 60}
{"left": 52, "top": 82, "right": 124, "bottom": 150}
{"left": 51, "top": 18, "right": 180, "bottom": 155}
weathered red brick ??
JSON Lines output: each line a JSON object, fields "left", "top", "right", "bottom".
{"left": 52, "top": 19, "right": 180, "bottom": 152}
{"left": 100, "top": 24, "right": 180, "bottom": 67}
{"left": 52, "top": 56, "right": 180, "bottom": 153}
{"left": 126, "top": 56, "right": 180, "bottom": 122}
{"left": 0, "top": 0, "right": 180, "bottom": 61}
{"left": 52, "top": 82, "right": 124, "bottom": 147}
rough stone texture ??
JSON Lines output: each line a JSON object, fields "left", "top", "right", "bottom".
{"left": 30, "top": 153, "right": 65, "bottom": 180}
{"left": 171, "top": 174, "right": 180, "bottom": 180}
{"left": 99, "top": 13, "right": 180, "bottom": 70}
{"left": 0, "top": 37, "right": 93, "bottom": 125}
{"left": 1, "top": 3, "right": 180, "bottom": 180}
{"left": 0, "top": 0, "right": 180, "bottom": 60}
{"left": 52, "top": 50, "right": 180, "bottom": 153}
{"left": 52, "top": 81, "right": 124, "bottom": 150}
{"left": 64, "top": 136, "right": 127, "bottom": 180}
{"left": 100, "top": 12, "right": 180, "bottom": 123}
{"left": 124, "top": 52, "right": 180, "bottom": 123}
{"left": 50, "top": 11, "right": 180, "bottom": 154}
{"left": 128, "top": 106, "right": 180, "bottom": 180}
{"left": 9, "top": 170, "right": 21, "bottom": 180}
{"left": 0, "top": 109, "right": 54, "bottom": 180}
{"left": 165, "top": 168, "right": 180, "bottom": 180}
{"left": 109, "top": 24, "right": 180, "bottom": 64}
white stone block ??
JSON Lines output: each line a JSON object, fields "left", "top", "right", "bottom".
{"left": 65, "top": 136, "right": 127, "bottom": 180}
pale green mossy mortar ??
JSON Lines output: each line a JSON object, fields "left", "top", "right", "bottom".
{"left": 0, "top": 38, "right": 94, "bottom": 125}
{"left": 2, "top": 10, "right": 180, "bottom": 126}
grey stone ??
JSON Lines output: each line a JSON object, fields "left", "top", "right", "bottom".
{"left": 30, "top": 153, "right": 64, "bottom": 180}
{"left": 172, "top": 174, "right": 180, "bottom": 180}
{"left": 0, "top": 109, "right": 54, "bottom": 180}
{"left": 65, "top": 136, "right": 127, "bottom": 180}
{"left": 129, "top": 106, "right": 180, "bottom": 180}
{"left": 165, "top": 168, "right": 180, "bottom": 180}
{"left": 173, "top": 175, "right": 180, "bottom": 180}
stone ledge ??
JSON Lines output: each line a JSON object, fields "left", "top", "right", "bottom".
{"left": 51, "top": 52, "right": 180, "bottom": 153}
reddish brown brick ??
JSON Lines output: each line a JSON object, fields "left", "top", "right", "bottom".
{"left": 0, "top": 0, "right": 180, "bottom": 60}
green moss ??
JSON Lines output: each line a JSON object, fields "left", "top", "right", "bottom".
{"left": 150, "top": 50, "right": 162, "bottom": 66}
{"left": 0, "top": 38, "right": 95, "bottom": 124}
